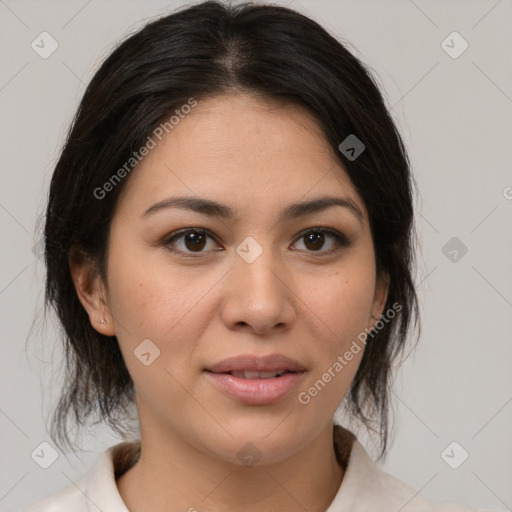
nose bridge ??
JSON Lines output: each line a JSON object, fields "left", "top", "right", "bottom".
{"left": 234, "top": 234, "right": 283, "bottom": 297}
{"left": 221, "top": 234, "right": 295, "bottom": 332}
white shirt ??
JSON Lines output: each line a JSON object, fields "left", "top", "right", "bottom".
{"left": 23, "top": 425, "right": 501, "bottom": 512}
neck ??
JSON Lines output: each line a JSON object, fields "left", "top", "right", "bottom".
{"left": 116, "top": 423, "right": 347, "bottom": 512}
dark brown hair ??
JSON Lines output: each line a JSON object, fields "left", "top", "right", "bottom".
{"left": 42, "top": 0, "right": 419, "bottom": 460}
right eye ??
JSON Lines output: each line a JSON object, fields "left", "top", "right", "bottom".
{"left": 162, "top": 228, "right": 222, "bottom": 257}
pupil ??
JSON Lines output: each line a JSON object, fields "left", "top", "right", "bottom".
{"left": 185, "top": 232, "right": 206, "bottom": 251}
{"left": 305, "top": 232, "right": 324, "bottom": 251}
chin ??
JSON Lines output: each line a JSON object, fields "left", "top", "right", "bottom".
{"left": 198, "top": 420, "right": 313, "bottom": 466}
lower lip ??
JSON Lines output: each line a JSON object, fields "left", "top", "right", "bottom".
{"left": 204, "top": 371, "right": 305, "bottom": 405}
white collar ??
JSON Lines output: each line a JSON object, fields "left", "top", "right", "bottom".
{"left": 24, "top": 425, "right": 481, "bottom": 512}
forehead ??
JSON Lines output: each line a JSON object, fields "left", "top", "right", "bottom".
{"left": 114, "top": 93, "right": 367, "bottom": 221}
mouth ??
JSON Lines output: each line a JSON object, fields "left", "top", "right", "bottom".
{"left": 203, "top": 354, "right": 307, "bottom": 405}
{"left": 205, "top": 353, "right": 306, "bottom": 374}
{"left": 204, "top": 370, "right": 306, "bottom": 405}
{"left": 206, "top": 369, "right": 299, "bottom": 379}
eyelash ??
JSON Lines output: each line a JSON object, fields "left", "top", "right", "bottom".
{"left": 161, "top": 227, "right": 351, "bottom": 259}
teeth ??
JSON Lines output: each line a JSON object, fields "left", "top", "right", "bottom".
{"left": 259, "top": 371, "right": 283, "bottom": 379}
{"left": 230, "top": 370, "right": 286, "bottom": 379}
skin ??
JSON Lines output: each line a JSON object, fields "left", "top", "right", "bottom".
{"left": 70, "top": 93, "right": 388, "bottom": 512}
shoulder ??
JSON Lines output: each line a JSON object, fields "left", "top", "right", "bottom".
{"left": 22, "top": 476, "right": 88, "bottom": 512}
{"left": 331, "top": 425, "right": 503, "bottom": 512}
{"left": 22, "top": 441, "right": 140, "bottom": 512}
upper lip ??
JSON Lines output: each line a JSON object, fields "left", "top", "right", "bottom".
{"left": 205, "top": 354, "right": 306, "bottom": 373}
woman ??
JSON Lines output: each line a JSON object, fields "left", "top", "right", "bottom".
{"left": 24, "top": 1, "right": 492, "bottom": 511}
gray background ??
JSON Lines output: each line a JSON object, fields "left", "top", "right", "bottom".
{"left": 1, "top": 0, "right": 511, "bottom": 511}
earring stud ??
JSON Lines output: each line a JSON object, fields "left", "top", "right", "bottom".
{"left": 98, "top": 318, "right": 107, "bottom": 325}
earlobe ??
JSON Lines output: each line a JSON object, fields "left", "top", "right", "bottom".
{"left": 369, "top": 272, "right": 390, "bottom": 330}
{"left": 68, "top": 249, "right": 116, "bottom": 336}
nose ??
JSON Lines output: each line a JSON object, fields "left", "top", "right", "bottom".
{"left": 219, "top": 241, "right": 297, "bottom": 336}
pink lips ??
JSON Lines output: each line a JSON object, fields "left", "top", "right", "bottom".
{"left": 204, "top": 353, "right": 306, "bottom": 405}
{"left": 206, "top": 353, "right": 306, "bottom": 373}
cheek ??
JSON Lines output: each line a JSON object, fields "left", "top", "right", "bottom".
{"left": 302, "top": 263, "right": 376, "bottom": 342}
{"left": 104, "top": 243, "right": 184, "bottom": 352}
{"left": 106, "top": 234, "right": 195, "bottom": 328}
{"left": 295, "top": 269, "right": 375, "bottom": 412}
{"left": 106, "top": 262, "right": 205, "bottom": 406}
{"left": 105, "top": 242, "right": 227, "bottom": 381}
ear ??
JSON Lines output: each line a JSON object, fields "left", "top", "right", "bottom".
{"left": 68, "top": 248, "right": 116, "bottom": 337}
{"left": 368, "top": 271, "right": 390, "bottom": 330}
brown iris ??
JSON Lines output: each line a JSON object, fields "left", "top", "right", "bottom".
{"left": 303, "top": 231, "right": 325, "bottom": 251}
{"left": 184, "top": 231, "right": 207, "bottom": 251}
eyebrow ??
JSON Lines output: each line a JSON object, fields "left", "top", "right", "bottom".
{"left": 141, "top": 195, "right": 364, "bottom": 224}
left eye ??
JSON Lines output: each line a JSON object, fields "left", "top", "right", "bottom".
{"left": 292, "top": 228, "right": 350, "bottom": 254}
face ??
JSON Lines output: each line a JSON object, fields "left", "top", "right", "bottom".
{"left": 73, "top": 93, "right": 388, "bottom": 466}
